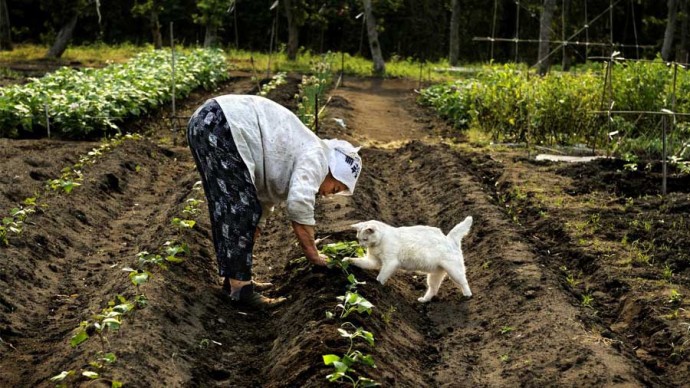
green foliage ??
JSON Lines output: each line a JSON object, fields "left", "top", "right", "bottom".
{"left": 257, "top": 72, "right": 287, "bottom": 97}
{"left": 0, "top": 49, "right": 229, "bottom": 138}
{"left": 420, "top": 61, "right": 690, "bottom": 160}
{"left": 194, "top": 0, "right": 235, "bottom": 30}
{"left": 296, "top": 53, "right": 334, "bottom": 129}
{"left": 336, "top": 291, "right": 374, "bottom": 318}
{"left": 323, "top": 322, "right": 379, "bottom": 387}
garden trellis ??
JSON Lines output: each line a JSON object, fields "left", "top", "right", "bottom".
{"left": 466, "top": 0, "right": 687, "bottom": 196}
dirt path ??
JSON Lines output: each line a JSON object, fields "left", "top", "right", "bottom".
{"left": 0, "top": 75, "right": 671, "bottom": 387}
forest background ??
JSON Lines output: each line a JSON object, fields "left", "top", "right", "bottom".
{"left": 1, "top": 0, "right": 686, "bottom": 68}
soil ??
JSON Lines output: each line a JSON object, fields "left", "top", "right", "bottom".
{"left": 0, "top": 70, "right": 689, "bottom": 387}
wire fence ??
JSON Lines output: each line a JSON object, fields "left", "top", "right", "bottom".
{"left": 472, "top": 0, "right": 689, "bottom": 195}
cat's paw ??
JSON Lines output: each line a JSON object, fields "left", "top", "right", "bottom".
{"left": 417, "top": 296, "right": 431, "bottom": 303}
{"left": 376, "top": 276, "right": 387, "bottom": 285}
{"left": 342, "top": 257, "right": 353, "bottom": 263}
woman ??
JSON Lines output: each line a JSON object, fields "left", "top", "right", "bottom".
{"left": 186, "top": 94, "right": 362, "bottom": 309}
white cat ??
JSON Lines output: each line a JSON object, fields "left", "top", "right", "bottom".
{"left": 344, "top": 217, "right": 473, "bottom": 303}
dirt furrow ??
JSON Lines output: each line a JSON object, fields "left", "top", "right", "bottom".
{"left": 321, "top": 79, "right": 660, "bottom": 386}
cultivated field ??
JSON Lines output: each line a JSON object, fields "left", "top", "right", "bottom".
{"left": 1, "top": 68, "right": 689, "bottom": 387}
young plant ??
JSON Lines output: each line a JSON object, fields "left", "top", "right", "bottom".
{"left": 182, "top": 198, "right": 204, "bottom": 217}
{"left": 322, "top": 241, "right": 365, "bottom": 275}
{"left": 323, "top": 322, "right": 378, "bottom": 387}
{"left": 336, "top": 291, "right": 374, "bottom": 319}
{"left": 172, "top": 217, "right": 196, "bottom": 232}
{"left": 581, "top": 293, "right": 594, "bottom": 308}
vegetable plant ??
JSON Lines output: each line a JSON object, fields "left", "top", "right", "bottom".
{"left": 323, "top": 322, "right": 379, "bottom": 387}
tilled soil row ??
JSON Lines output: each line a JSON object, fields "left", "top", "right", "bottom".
{"left": 0, "top": 74, "right": 670, "bottom": 387}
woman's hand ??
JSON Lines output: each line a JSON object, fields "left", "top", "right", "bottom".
{"left": 291, "top": 222, "right": 327, "bottom": 266}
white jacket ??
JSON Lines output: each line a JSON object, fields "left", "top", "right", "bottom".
{"left": 213, "top": 95, "right": 329, "bottom": 226}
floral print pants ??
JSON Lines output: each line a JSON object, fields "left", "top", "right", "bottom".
{"left": 186, "top": 99, "right": 262, "bottom": 281}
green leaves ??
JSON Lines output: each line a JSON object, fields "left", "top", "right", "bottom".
{"left": 336, "top": 291, "right": 374, "bottom": 318}
{"left": 70, "top": 329, "right": 89, "bottom": 348}
{"left": 128, "top": 269, "right": 150, "bottom": 286}
{"left": 0, "top": 48, "right": 230, "bottom": 138}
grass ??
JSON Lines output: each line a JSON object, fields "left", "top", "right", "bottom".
{"left": 0, "top": 43, "right": 149, "bottom": 66}
{"left": 0, "top": 43, "right": 470, "bottom": 84}
{"left": 226, "top": 48, "right": 463, "bottom": 82}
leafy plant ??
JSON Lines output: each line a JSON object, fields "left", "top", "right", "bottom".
{"left": 581, "top": 293, "right": 594, "bottom": 308}
{"left": 0, "top": 49, "right": 229, "bottom": 137}
{"left": 323, "top": 322, "right": 378, "bottom": 387}
{"left": 669, "top": 289, "right": 683, "bottom": 305}
{"left": 336, "top": 291, "right": 374, "bottom": 318}
{"left": 172, "top": 217, "right": 196, "bottom": 231}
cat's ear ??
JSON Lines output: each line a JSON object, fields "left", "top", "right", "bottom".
{"left": 362, "top": 226, "right": 376, "bottom": 235}
{"left": 351, "top": 222, "right": 365, "bottom": 230}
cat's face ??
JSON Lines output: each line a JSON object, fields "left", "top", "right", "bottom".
{"left": 351, "top": 221, "right": 381, "bottom": 247}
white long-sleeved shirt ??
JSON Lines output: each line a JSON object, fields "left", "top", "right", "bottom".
{"left": 213, "top": 95, "right": 329, "bottom": 226}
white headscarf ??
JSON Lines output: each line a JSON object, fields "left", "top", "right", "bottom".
{"left": 323, "top": 139, "right": 362, "bottom": 195}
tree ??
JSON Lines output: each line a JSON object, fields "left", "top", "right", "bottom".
{"left": 0, "top": 0, "right": 12, "bottom": 50}
{"left": 561, "top": 0, "right": 571, "bottom": 71}
{"left": 41, "top": 0, "right": 102, "bottom": 59}
{"left": 362, "top": 0, "right": 385, "bottom": 75}
{"left": 132, "top": 0, "right": 164, "bottom": 49}
{"left": 662, "top": 0, "right": 679, "bottom": 61}
{"left": 449, "top": 0, "right": 460, "bottom": 66}
{"left": 679, "top": 0, "right": 689, "bottom": 62}
{"left": 194, "top": 0, "right": 233, "bottom": 48}
{"left": 283, "top": 0, "right": 299, "bottom": 60}
{"left": 537, "top": 0, "right": 556, "bottom": 76}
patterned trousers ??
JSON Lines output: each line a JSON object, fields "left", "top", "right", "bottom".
{"left": 186, "top": 99, "right": 262, "bottom": 281}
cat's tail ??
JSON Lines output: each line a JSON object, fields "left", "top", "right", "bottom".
{"left": 447, "top": 216, "right": 473, "bottom": 248}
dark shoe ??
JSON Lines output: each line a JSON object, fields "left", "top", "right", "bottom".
{"left": 229, "top": 283, "right": 286, "bottom": 310}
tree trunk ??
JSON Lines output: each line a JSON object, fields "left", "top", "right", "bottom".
{"left": 0, "top": 0, "right": 12, "bottom": 51}
{"left": 679, "top": 0, "right": 689, "bottom": 62}
{"left": 362, "top": 0, "right": 385, "bottom": 76}
{"left": 562, "top": 0, "right": 571, "bottom": 71}
{"left": 537, "top": 0, "right": 556, "bottom": 76}
{"left": 46, "top": 14, "right": 78, "bottom": 58}
{"left": 204, "top": 24, "right": 218, "bottom": 48}
{"left": 151, "top": 8, "right": 163, "bottom": 49}
{"left": 449, "top": 0, "right": 460, "bottom": 66}
{"left": 662, "top": 0, "right": 679, "bottom": 61}
{"left": 283, "top": 0, "right": 299, "bottom": 60}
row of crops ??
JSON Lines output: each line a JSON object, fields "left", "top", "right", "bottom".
{"left": 420, "top": 60, "right": 690, "bottom": 160}
{"left": 0, "top": 48, "right": 229, "bottom": 138}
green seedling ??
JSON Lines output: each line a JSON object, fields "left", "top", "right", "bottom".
{"left": 323, "top": 322, "right": 379, "bottom": 387}
{"left": 581, "top": 294, "right": 594, "bottom": 308}
{"left": 137, "top": 251, "right": 166, "bottom": 269}
{"left": 70, "top": 296, "right": 136, "bottom": 349}
{"left": 47, "top": 178, "right": 82, "bottom": 194}
{"left": 381, "top": 305, "right": 397, "bottom": 325}
{"left": 669, "top": 289, "right": 683, "bottom": 305}
{"left": 322, "top": 241, "right": 364, "bottom": 274}
{"left": 336, "top": 291, "right": 374, "bottom": 318}
{"left": 172, "top": 217, "right": 196, "bottom": 231}
{"left": 89, "top": 352, "right": 117, "bottom": 369}
{"left": 663, "top": 264, "right": 674, "bottom": 282}
{"left": 182, "top": 198, "right": 204, "bottom": 217}
{"left": 164, "top": 241, "right": 189, "bottom": 263}
{"left": 499, "top": 326, "right": 514, "bottom": 335}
